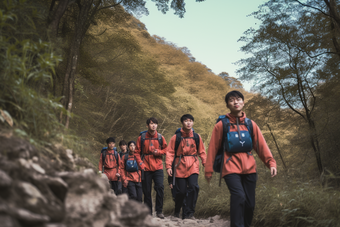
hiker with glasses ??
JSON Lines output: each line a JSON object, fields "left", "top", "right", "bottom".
{"left": 166, "top": 114, "right": 206, "bottom": 219}
{"left": 135, "top": 117, "right": 168, "bottom": 219}
{"left": 205, "top": 90, "right": 277, "bottom": 227}
{"left": 98, "top": 137, "right": 122, "bottom": 195}
{"left": 120, "top": 141, "right": 145, "bottom": 202}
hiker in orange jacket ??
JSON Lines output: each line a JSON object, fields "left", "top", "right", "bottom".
{"left": 98, "top": 137, "right": 121, "bottom": 195}
{"left": 135, "top": 117, "right": 168, "bottom": 219}
{"left": 205, "top": 90, "right": 277, "bottom": 227}
{"left": 166, "top": 114, "right": 206, "bottom": 219}
{"left": 120, "top": 141, "right": 146, "bottom": 202}
{"left": 118, "top": 140, "right": 129, "bottom": 194}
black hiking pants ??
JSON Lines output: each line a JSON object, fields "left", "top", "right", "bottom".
{"left": 127, "top": 181, "right": 143, "bottom": 202}
{"left": 110, "top": 181, "right": 120, "bottom": 195}
{"left": 174, "top": 173, "right": 199, "bottom": 217}
{"left": 224, "top": 173, "right": 257, "bottom": 227}
{"left": 122, "top": 185, "right": 128, "bottom": 194}
{"left": 142, "top": 170, "right": 164, "bottom": 214}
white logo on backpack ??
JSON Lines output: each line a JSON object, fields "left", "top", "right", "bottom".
{"left": 240, "top": 141, "right": 245, "bottom": 147}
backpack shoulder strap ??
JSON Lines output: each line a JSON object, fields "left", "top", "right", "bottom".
{"left": 102, "top": 149, "right": 107, "bottom": 162}
{"left": 140, "top": 132, "right": 146, "bottom": 154}
{"left": 193, "top": 132, "right": 200, "bottom": 152}
{"left": 101, "top": 149, "right": 107, "bottom": 172}
{"left": 114, "top": 150, "right": 119, "bottom": 166}
{"left": 124, "top": 153, "right": 129, "bottom": 165}
{"left": 157, "top": 133, "right": 163, "bottom": 149}
{"left": 174, "top": 132, "right": 182, "bottom": 154}
{"left": 244, "top": 118, "right": 253, "bottom": 139}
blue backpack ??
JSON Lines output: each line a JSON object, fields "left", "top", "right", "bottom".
{"left": 124, "top": 153, "right": 139, "bottom": 172}
{"left": 101, "top": 147, "right": 118, "bottom": 172}
{"left": 213, "top": 115, "right": 253, "bottom": 186}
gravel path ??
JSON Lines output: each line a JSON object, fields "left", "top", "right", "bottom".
{"left": 151, "top": 215, "right": 230, "bottom": 227}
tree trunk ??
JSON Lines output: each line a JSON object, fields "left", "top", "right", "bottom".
{"left": 48, "top": 0, "right": 70, "bottom": 36}
{"left": 309, "top": 119, "right": 323, "bottom": 174}
{"left": 266, "top": 123, "right": 287, "bottom": 170}
{"left": 61, "top": 0, "right": 101, "bottom": 127}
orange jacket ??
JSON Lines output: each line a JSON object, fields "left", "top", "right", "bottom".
{"left": 98, "top": 149, "right": 121, "bottom": 181}
{"left": 205, "top": 112, "right": 276, "bottom": 178}
{"left": 166, "top": 129, "right": 206, "bottom": 178}
{"left": 120, "top": 153, "right": 145, "bottom": 183}
{"left": 135, "top": 131, "right": 168, "bottom": 172}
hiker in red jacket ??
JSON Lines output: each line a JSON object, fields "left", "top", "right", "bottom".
{"left": 166, "top": 114, "right": 206, "bottom": 219}
{"left": 98, "top": 137, "right": 121, "bottom": 195}
{"left": 120, "top": 141, "right": 146, "bottom": 202}
{"left": 135, "top": 117, "right": 168, "bottom": 219}
{"left": 205, "top": 90, "right": 277, "bottom": 227}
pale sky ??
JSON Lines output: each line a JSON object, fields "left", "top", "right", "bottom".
{"left": 138, "top": 0, "right": 267, "bottom": 91}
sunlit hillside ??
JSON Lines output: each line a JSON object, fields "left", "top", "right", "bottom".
{"left": 78, "top": 9, "right": 250, "bottom": 148}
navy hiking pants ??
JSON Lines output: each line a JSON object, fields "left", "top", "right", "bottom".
{"left": 142, "top": 169, "right": 164, "bottom": 214}
{"left": 127, "top": 181, "right": 143, "bottom": 202}
{"left": 224, "top": 173, "right": 257, "bottom": 227}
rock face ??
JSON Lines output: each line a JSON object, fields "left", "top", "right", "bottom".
{"left": 0, "top": 135, "right": 159, "bottom": 227}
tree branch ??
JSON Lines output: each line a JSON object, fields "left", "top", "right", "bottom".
{"left": 267, "top": 69, "right": 306, "bottom": 121}
{"left": 98, "top": 0, "right": 123, "bottom": 10}
{"left": 293, "top": 0, "right": 331, "bottom": 17}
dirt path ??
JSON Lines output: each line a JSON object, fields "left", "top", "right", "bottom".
{"left": 151, "top": 215, "right": 230, "bottom": 227}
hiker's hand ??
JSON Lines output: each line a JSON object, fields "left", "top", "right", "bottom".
{"left": 205, "top": 175, "right": 212, "bottom": 183}
{"left": 167, "top": 168, "right": 172, "bottom": 177}
{"left": 153, "top": 149, "right": 161, "bottom": 156}
{"left": 123, "top": 180, "right": 128, "bottom": 187}
{"left": 116, "top": 173, "right": 120, "bottom": 177}
{"left": 169, "top": 184, "right": 173, "bottom": 189}
{"left": 270, "top": 167, "right": 277, "bottom": 177}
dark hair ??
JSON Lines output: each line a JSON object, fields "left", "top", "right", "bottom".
{"left": 180, "top": 114, "right": 194, "bottom": 123}
{"left": 127, "top": 141, "right": 136, "bottom": 147}
{"left": 146, "top": 117, "right": 158, "bottom": 125}
{"left": 119, "top": 140, "right": 127, "bottom": 146}
{"left": 225, "top": 90, "right": 244, "bottom": 104}
{"left": 106, "top": 137, "right": 115, "bottom": 144}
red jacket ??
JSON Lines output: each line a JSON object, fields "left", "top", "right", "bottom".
{"left": 135, "top": 131, "right": 167, "bottom": 171}
{"left": 98, "top": 149, "right": 121, "bottom": 181}
{"left": 166, "top": 129, "right": 206, "bottom": 178}
{"left": 120, "top": 153, "right": 145, "bottom": 183}
{"left": 205, "top": 112, "right": 276, "bottom": 178}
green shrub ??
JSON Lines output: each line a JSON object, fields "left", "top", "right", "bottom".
{"left": 0, "top": 0, "right": 63, "bottom": 142}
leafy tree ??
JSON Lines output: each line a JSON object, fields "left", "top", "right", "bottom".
{"left": 46, "top": 0, "right": 207, "bottom": 128}
{"left": 237, "top": 0, "right": 340, "bottom": 174}
{"left": 218, "top": 72, "right": 243, "bottom": 88}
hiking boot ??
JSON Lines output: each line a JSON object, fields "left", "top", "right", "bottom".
{"left": 186, "top": 213, "right": 195, "bottom": 220}
{"left": 156, "top": 213, "right": 165, "bottom": 219}
{"left": 173, "top": 213, "right": 180, "bottom": 218}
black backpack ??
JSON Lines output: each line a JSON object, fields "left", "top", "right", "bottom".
{"left": 101, "top": 147, "right": 119, "bottom": 172}
{"left": 172, "top": 128, "right": 200, "bottom": 185}
{"left": 213, "top": 115, "right": 253, "bottom": 186}
{"left": 139, "top": 130, "right": 163, "bottom": 157}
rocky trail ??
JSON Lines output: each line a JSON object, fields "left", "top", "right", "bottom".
{"left": 152, "top": 215, "right": 229, "bottom": 227}
{"left": 0, "top": 134, "right": 229, "bottom": 227}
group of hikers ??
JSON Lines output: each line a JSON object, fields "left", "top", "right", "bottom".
{"left": 98, "top": 90, "right": 277, "bottom": 227}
